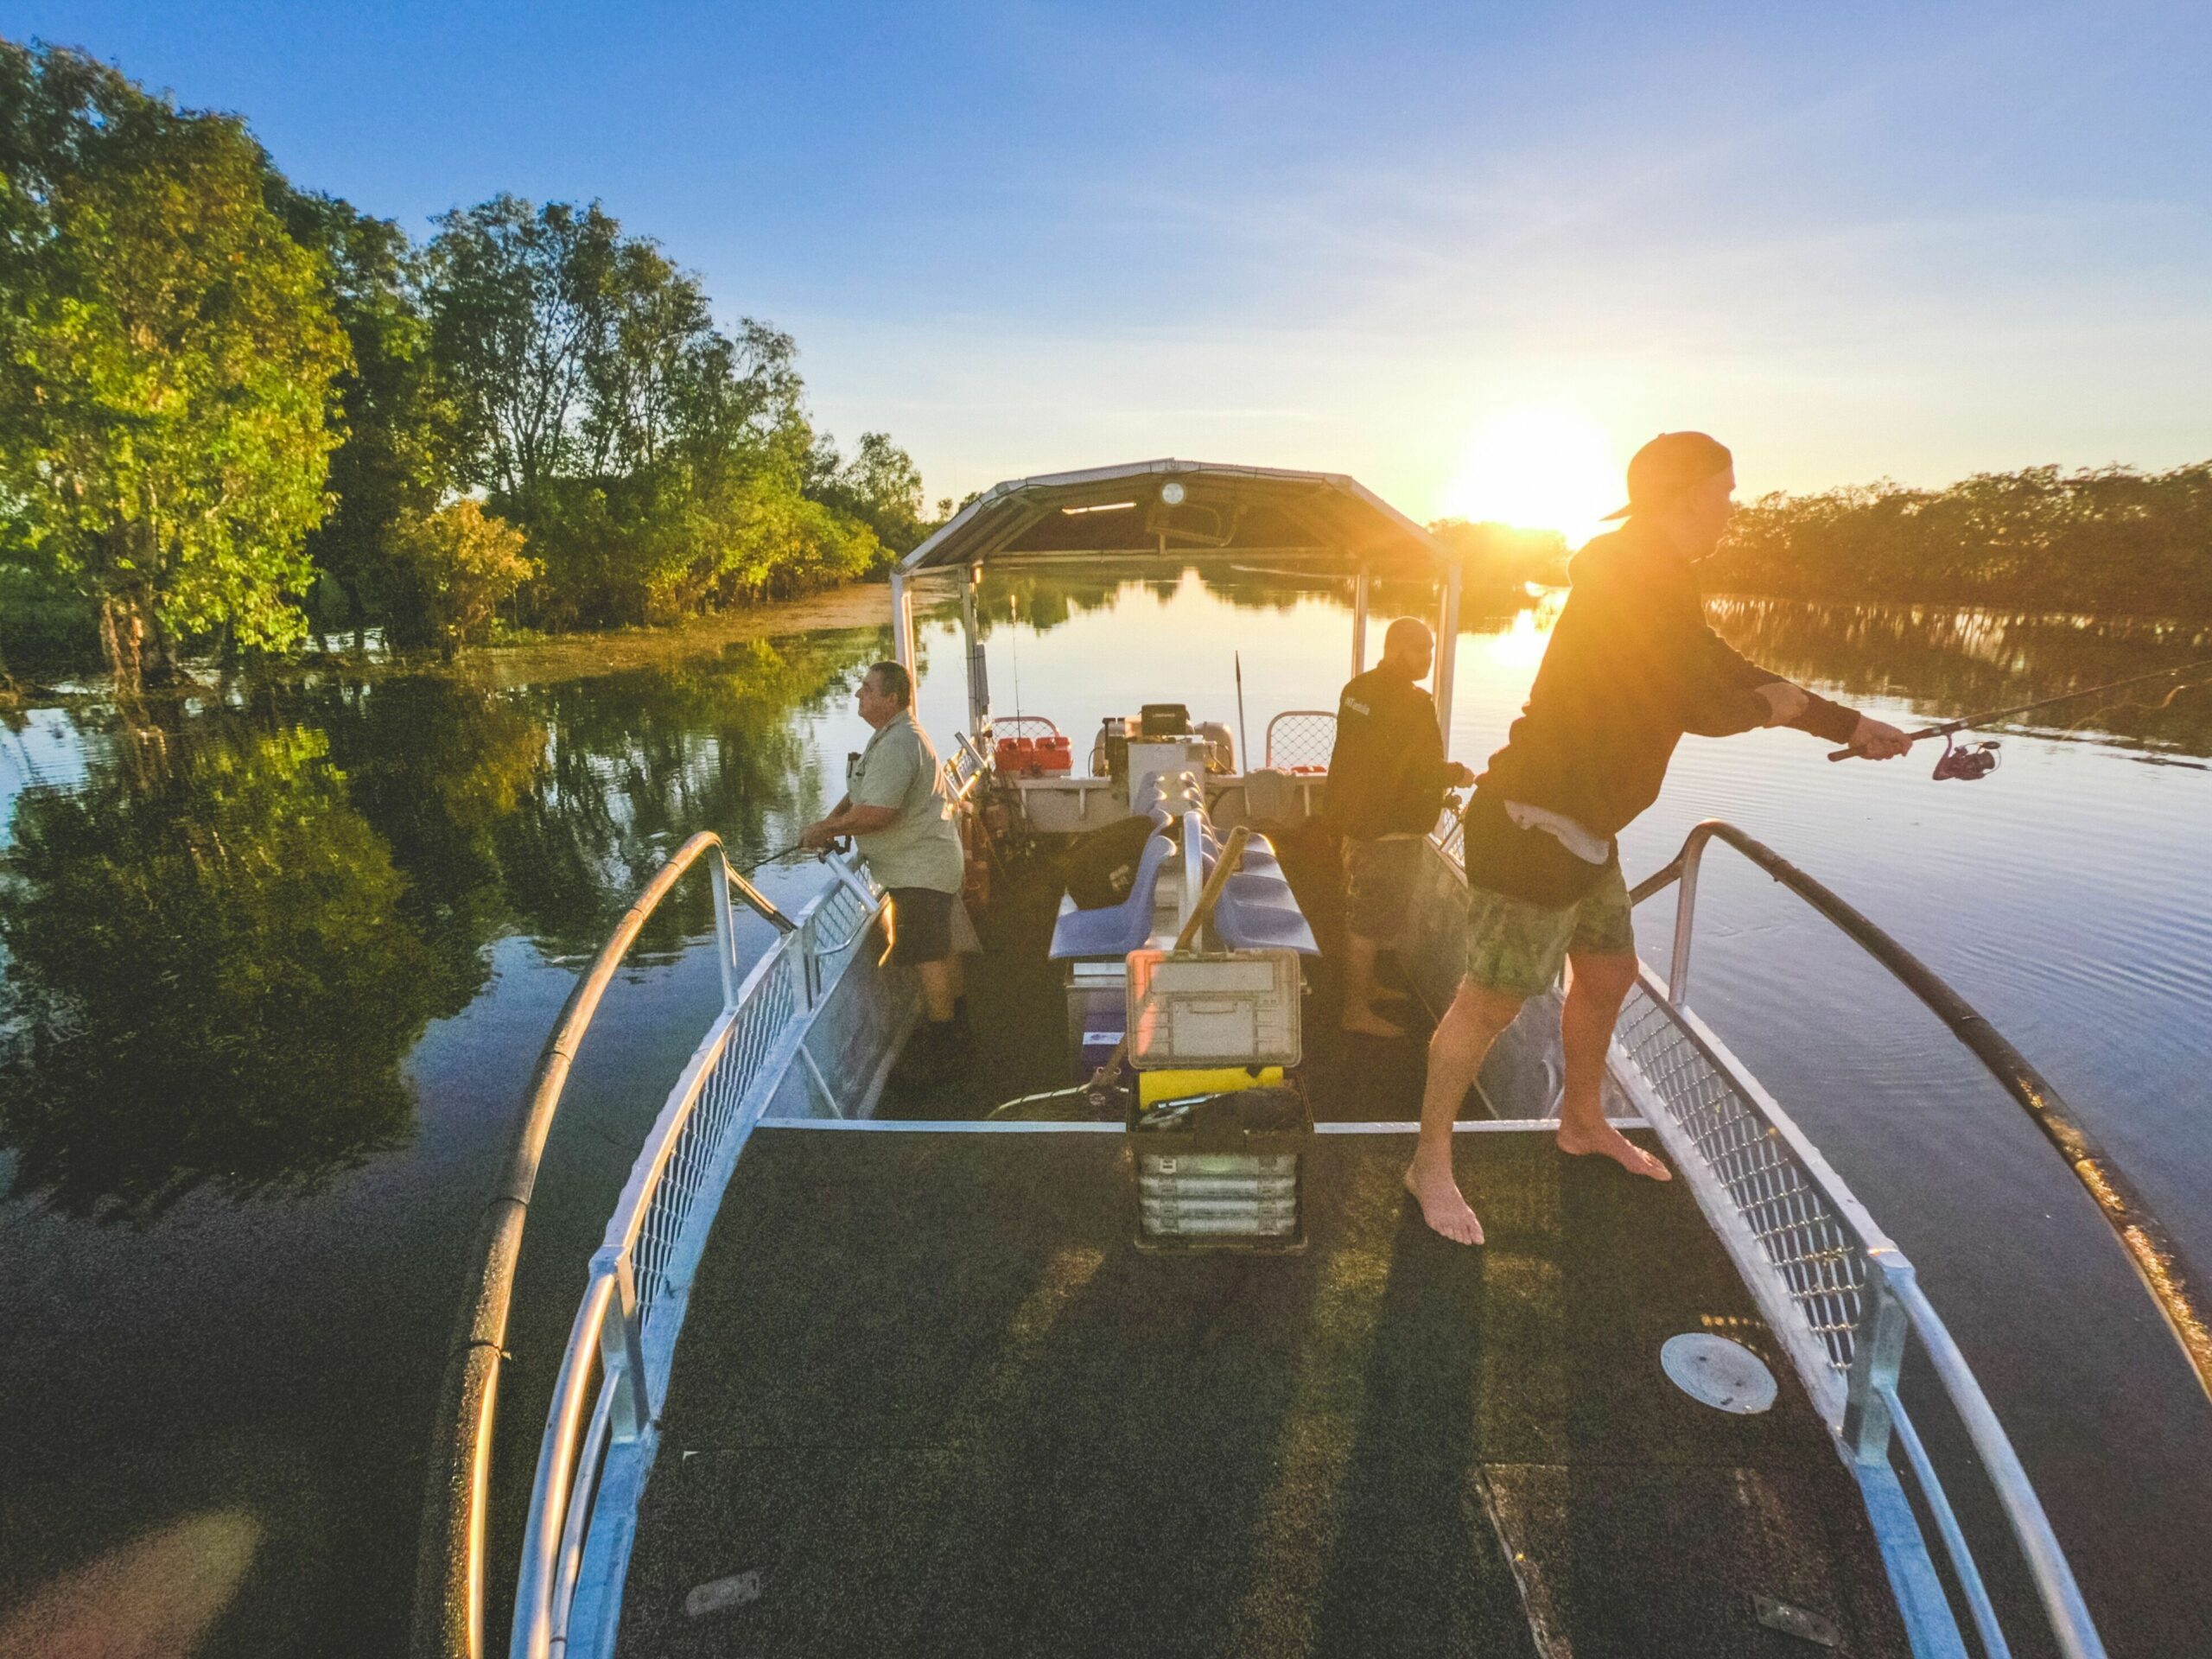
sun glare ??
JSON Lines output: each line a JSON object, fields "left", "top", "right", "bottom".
{"left": 1438, "top": 405, "right": 1620, "bottom": 548}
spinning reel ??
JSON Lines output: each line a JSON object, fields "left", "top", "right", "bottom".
{"left": 1931, "top": 733, "right": 2001, "bottom": 782}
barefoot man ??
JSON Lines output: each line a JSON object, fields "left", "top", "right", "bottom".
{"left": 1325, "top": 618, "right": 1478, "bottom": 1037}
{"left": 1408, "top": 432, "right": 1912, "bottom": 1243}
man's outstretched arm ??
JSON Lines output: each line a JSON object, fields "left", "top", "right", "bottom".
{"left": 1698, "top": 625, "right": 1911, "bottom": 757}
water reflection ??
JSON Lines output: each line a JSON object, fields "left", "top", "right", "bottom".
{"left": 0, "top": 631, "right": 880, "bottom": 1221}
{"left": 1707, "top": 597, "right": 2212, "bottom": 755}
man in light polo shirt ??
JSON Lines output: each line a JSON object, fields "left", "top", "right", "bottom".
{"left": 801, "top": 661, "right": 967, "bottom": 1046}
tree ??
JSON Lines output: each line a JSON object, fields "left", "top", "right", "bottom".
{"left": 423, "top": 194, "right": 620, "bottom": 523}
{"left": 0, "top": 42, "right": 348, "bottom": 694}
{"left": 810, "top": 430, "right": 928, "bottom": 558}
{"left": 385, "top": 499, "right": 537, "bottom": 658}
{"left": 275, "top": 188, "right": 457, "bottom": 646}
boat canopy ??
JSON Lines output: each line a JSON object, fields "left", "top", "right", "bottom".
{"left": 897, "top": 458, "right": 1449, "bottom": 575}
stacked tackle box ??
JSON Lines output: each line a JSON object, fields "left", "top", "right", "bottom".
{"left": 1122, "top": 948, "right": 1312, "bottom": 1252}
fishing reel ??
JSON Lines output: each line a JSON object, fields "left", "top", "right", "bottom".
{"left": 1931, "top": 733, "right": 2001, "bottom": 782}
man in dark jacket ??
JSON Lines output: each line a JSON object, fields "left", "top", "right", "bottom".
{"left": 1408, "top": 433, "right": 1911, "bottom": 1244}
{"left": 1325, "top": 618, "right": 1474, "bottom": 1035}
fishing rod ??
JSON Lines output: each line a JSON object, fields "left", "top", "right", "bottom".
{"left": 1827, "top": 658, "right": 2212, "bottom": 772}
{"left": 1234, "top": 651, "right": 1250, "bottom": 775}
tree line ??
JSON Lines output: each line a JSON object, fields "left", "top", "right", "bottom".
{"left": 0, "top": 41, "right": 935, "bottom": 693}
{"left": 1707, "top": 463, "right": 2211, "bottom": 620}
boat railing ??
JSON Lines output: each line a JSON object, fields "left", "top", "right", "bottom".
{"left": 506, "top": 849, "right": 880, "bottom": 1659}
{"left": 1632, "top": 819, "right": 2209, "bottom": 1403}
{"left": 410, "top": 820, "right": 897, "bottom": 1659}
{"left": 1423, "top": 811, "right": 2200, "bottom": 1658}
{"left": 1264, "top": 709, "right": 1336, "bottom": 770}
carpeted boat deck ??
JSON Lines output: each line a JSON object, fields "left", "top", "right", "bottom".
{"left": 613, "top": 1127, "right": 1910, "bottom": 1658}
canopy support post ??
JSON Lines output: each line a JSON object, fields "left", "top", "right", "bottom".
{"left": 960, "top": 562, "right": 989, "bottom": 738}
{"left": 1351, "top": 564, "right": 1370, "bottom": 678}
{"left": 889, "top": 570, "right": 917, "bottom": 673}
{"left": 1433, "top": 557, "right": 1461, "bottom": 749}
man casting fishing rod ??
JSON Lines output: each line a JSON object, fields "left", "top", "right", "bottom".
{"left": 1409, "top": 431, "right": 1913, "bottom": 1244}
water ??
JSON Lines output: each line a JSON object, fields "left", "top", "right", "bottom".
{"left": 2, "top": 573, "right": 2207, "bottom": 1655}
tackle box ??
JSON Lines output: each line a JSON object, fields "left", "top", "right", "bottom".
{"left": 1128, "top": 1082, "right": 1312, "bottom": 1252}
{"left": 1123, "top": 948, "right": 1300, "bottom": 1070}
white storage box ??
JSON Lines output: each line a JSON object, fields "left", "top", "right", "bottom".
{"left": 1123, "top": 949, "right": 1300, "bottom": 1070}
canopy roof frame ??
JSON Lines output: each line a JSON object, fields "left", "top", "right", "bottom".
{"left": 889, "top": 457, "right": 1463, "bottom": 751}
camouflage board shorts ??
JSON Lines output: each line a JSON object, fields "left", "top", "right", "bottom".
{"left": 1340, "top": 835, "right": 1422, "bottom": 942}
{"left": 1463, "top": 857, "right": 1636, "bottom": 999}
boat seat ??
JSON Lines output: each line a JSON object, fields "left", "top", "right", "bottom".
{"left": 1048, "top": 832, "right": 1176, "bottom": 959}
{"left": 1054, "top": 779, "right": 1317, "bottom": 958}
{"left": 1213, "top": 868, "right": 1319, "bottom": 955}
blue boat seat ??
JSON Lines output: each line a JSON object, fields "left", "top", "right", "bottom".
{"left": 1050, "top": 784, "right": 1318, "bottom": 958}
{"left": 1048, "top": 832, "right": 1176, "bottom": 959}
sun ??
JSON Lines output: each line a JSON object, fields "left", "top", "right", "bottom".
{"left": 1437, "top": 404, "right": 1621, "bottom": 548}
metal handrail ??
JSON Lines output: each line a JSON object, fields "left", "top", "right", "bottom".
{"left": 1630, "top": 818, "right": 2212, "bottom": 1404}
{"left": 1429, "top": 815, "right": 2122, "bottom": 1656}
{"left": 506, "top": 853, "right": 881, "bottom": 1659}
{"left": 410, "top": 831, "right": 811, "bottom": 1659}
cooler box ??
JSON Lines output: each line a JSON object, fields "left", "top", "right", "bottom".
{"left": 1065, "top": 960, "right": 1128, "bottom": 1077}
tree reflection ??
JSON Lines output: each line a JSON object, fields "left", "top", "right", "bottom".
{"left": 493, "top": 632, "right": 868, "bottom": 954}
{"left": 1707, "top": 597, "right": 2212, "bottom": 755}
{"left": 0, "top": 628, "right": 880, "bottom": 1218}
{"left": 0, "top": 722, "right": 444, "bottom": 1219}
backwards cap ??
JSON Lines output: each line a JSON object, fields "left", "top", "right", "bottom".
{"left": 1601, "top": 431, "right": 1732, "bottom": 521}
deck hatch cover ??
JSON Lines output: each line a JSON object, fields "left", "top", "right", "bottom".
{"left": 1660, "top": 1332, "right": 1778, "bottom": 1414}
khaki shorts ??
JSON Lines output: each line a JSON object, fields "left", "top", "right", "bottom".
{"left": 1341, "top": 835, "right": 1421, "bottom": 942}
{"left": 1464, "top": 858, "right": 1635, "bottom": 999}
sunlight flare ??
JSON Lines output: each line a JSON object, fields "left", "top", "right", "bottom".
{"left": 1439, "top": 405, "right": 1620, "bottom": 548}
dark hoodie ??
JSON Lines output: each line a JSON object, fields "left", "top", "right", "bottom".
{"left": 1477, "top": 517, "right": 1859, "bottom": 841}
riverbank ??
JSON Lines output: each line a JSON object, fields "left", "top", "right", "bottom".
{"left": 2, "top": 582, "right": 906, "bottom": 710}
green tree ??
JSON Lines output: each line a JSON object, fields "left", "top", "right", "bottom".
{"left": 385, "top": 499, "right": 537, "bottom": 658}
{"left": 1709, "top": 463, "right": 2212, "bottom": 619}
{"left": 810, "top": 430, "right": 928, "bottom": 558}
{"left": 275, "top": 188, "right": 457, "bottom": 646}
{"left": 424, "top": 194, "right": 620, "bottom": 524}
{"left": 0, "top": 42, "right": 348, "bottom": 693}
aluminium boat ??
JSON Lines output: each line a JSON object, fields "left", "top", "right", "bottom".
{"left": 412, "top": 461, "right": 2209, "bottom": 1659}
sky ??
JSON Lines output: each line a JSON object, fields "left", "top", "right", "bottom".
{"left": 12, "top": 1, "right": 2210, "bottom": 540}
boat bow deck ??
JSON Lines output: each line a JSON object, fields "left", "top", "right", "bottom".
{"left": 614, "top": 1124, "right": 1906, "bottom": 1658}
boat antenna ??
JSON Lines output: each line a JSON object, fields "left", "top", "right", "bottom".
{"left": 1235, "top": 651, "right": 1250, "bottom": 774}
{"left": 1828, "top": 658, "right": 2212, "bottom": 763}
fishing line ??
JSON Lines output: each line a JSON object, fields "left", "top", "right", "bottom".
{"left": 1828, "top": 658, "right": 2212, "bottom": 766}
{"left": 2055, "top": 674, "right": 2211, "bottom": 735}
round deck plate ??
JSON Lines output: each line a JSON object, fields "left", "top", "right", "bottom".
{"left": 1661, "top": 1333, "right": 1777, "bottom": 1414}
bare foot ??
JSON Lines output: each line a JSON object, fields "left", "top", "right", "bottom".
{"left": 1343, "top": 1007, "right": 1409, "bottom": 1039}
{"left": 1555, "top": 1122, "right": 1672, "bottom": 1181}
{"left": 1403, "top": 1160, "right": 1484, "bottom": 1244}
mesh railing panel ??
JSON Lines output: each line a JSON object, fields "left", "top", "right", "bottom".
{"left": 1432, "top": 805, "right": 1465, "bottom": 868}
{"left": 1265, "top": 711, "right": 1337, "bottom": 771}
{"left": 988, "top": 715, "right": 1060, "bottom": 741}
{"left": 632, "top": 946, "right": 804, "bottom": 1327}
{"left": 1615, "top": 988, "right": 1868, "bottom": 1376}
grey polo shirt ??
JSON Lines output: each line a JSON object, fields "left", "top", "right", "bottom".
{"left": 848, "top": 710, "right": 964, "bottom": 893}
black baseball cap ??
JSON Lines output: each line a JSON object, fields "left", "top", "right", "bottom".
{"left": 1601, "top": 431, "right": 1733, "bottom": 520}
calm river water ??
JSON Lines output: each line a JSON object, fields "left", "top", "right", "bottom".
{"left": 3, "top": 570, "right": 2208, "bottom": 1656}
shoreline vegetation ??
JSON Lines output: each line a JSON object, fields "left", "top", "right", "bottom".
{"left": 4, "top": 41, "right": 2206, "bottom": 708}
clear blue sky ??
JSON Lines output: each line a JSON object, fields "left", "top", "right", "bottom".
{"left": 14, "top": 1, "right": 2210, "bottom": 530}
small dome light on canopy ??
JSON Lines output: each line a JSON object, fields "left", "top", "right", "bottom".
{"left": 1159, "top": 480, "right": 1185, "bottom": 506}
